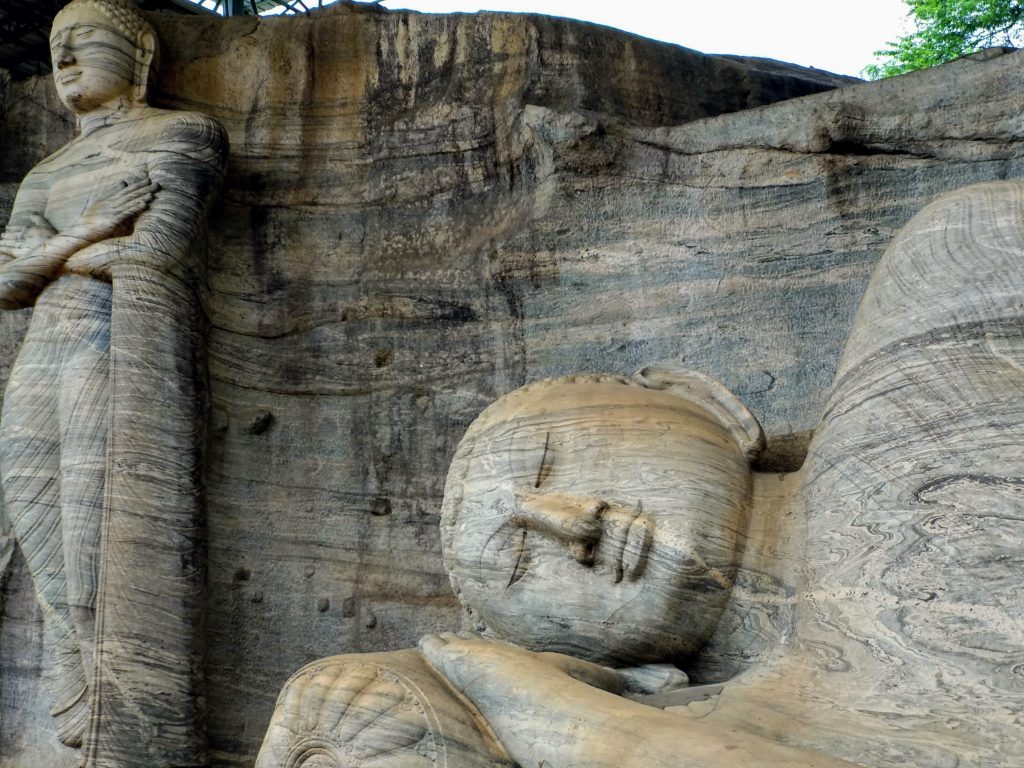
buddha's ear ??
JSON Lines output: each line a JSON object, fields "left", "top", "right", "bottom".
{"left": 633, "top": 365, "right": 766, "bottom": 461}
{"left": 133, "top": 30, "right": 156, "bottom": 105}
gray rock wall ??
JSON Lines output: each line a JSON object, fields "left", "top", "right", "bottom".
{"left": 2, "top": 5, "right": 1023, "bottom": 765}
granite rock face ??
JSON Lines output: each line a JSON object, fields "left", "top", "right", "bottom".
{"left": 2, "top": 5, "right": 1024, "bottom": 766}
{"left": 257, "top": 175, "right": 1024, "bottom": 768}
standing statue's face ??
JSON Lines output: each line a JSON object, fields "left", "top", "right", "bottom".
{"left": 444, "top": 381, "right": 753, "bottom": 666}
{"left": 50, "top": 7, "right": 138, "bottom": 114}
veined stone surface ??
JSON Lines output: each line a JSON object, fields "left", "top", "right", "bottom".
{"left": 258, "top": 182, "right": 1024, "bottom": 767}
{"left": 0, "top": 1, "right": 227, "bottom": 765}
{"left": 2, "top": 4, "right": 1024, "bottom": 766}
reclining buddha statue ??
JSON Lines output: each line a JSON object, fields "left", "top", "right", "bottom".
{"left": 257, "top": 177, "right": 1024, "bottom": 768}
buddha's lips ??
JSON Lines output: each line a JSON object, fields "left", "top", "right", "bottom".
{"left": 621, "top": 513, "right": 653, "bottom": 581}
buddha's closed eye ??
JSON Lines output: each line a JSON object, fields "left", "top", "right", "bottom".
{"left": 507, "top": 529, "right": 529, "bottom": 589}
{"left": 535, "top": 431, "right": 554, "bottom": 488}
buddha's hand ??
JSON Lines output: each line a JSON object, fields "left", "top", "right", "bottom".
{"left": 66, "top": 175, "right": 159, "bottom": 246}
{"left": 0, "top": 214, "right": 57, "bottom": 259}
{"left": 63, "top": 176, "right": 160, "bottom": 278}
{"left": 420, "top": 633, "right": 637, "bottom": 767}
{"left": 421, "top": 632, "right": 624, "bottom": 697}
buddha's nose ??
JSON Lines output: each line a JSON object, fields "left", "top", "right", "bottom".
{"left": 53, "top": 34, "right": 75, "bottom": 69}
{"left": 512, "top": 492, "right": 606, "bottom": 564}
{"left": 55, "top": 51, "right": 74, "bottom": 70}
{"left": 512, "top": 492, "right": 652, "bottom": 579}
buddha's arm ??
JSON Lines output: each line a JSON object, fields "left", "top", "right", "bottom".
{"left": 0, "top": 177, "right": 157, "bottom": 309}
{"left": 420, "top": 633, "right": 860, "bottom": 768}
{"left": 0, "top": 179, "right": 65, "bottom": 308}
{"left": 63, "top": 114, "right": 227, "bottom": 281}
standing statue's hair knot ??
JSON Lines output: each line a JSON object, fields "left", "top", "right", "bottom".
{"left": 59, "top": 0, "right": 155, "bottom": 44}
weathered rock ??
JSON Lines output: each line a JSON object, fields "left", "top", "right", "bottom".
{"left": 256, "top": 179, "right": 1024, "bottom": 768}
{"left": 2, "top": 4, "right": 1024, "bottom": 765}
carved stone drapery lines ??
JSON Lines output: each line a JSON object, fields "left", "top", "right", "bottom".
{"left": 84, "top": 111, "right": 226, "bottom": 767}
{"left": 0, "top": 1, "right": 227, "bottom": 764}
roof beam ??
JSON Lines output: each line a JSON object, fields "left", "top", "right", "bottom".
{"left": 165, "top": 0, "right": 219, "bottom": 14}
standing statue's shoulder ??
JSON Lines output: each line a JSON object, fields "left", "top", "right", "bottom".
{"left": 144, "top": 108, "right": 229, "bottom": 163}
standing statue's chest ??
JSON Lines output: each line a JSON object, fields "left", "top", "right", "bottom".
{"left": 39, "top": 124, "right": 155, "bottom": 232}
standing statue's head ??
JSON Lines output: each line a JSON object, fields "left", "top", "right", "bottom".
{"left": 440, "top": 368, "right": 764, "bottom": 666}
{"left": 50, "top": 0, "right": 158, "bottom": 114}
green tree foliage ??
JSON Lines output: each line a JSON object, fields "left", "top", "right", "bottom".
{"left": 864, "top": 0, "right": 1024, "bottom": 78}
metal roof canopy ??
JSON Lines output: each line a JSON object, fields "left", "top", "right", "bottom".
{"left": 167, "top": 0, "right": 353, "bottom": 17}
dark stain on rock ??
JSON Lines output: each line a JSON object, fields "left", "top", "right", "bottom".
{"left": 431, "top": 300, "right": 477, "bottom": 322}
{"left": 371, "top": 496, "right": 392, "bottom": 517}
{"left": 491, "top": 265, "right": 527, "bottom": 384}
{"left": 735, "top": 370, "right": 777, "bottom": 397}
{"left": 247, "top": 205, "right": 288, "bottom": 296}
{"left": 492, "top": 268, "right": 524, "bottom": 322}
{"left": 248, "top": 411, "right": 274, "bottom": 435}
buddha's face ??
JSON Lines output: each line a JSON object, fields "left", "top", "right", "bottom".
{"left": 50, "top": 6, "right": 139, "bottom": 114}
{"left": 443, "top": 380, "right": 754, "bottom": 666}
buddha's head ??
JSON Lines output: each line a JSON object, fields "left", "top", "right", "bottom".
{"left": 440, "top": 368, "right": 764, "bottom": 667}
{"left": 50, "top": 0, "right": 157, "bottom": 114}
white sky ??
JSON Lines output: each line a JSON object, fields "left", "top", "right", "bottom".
{"left": 374, "top": 0, "right": 914, "bottom": 77}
